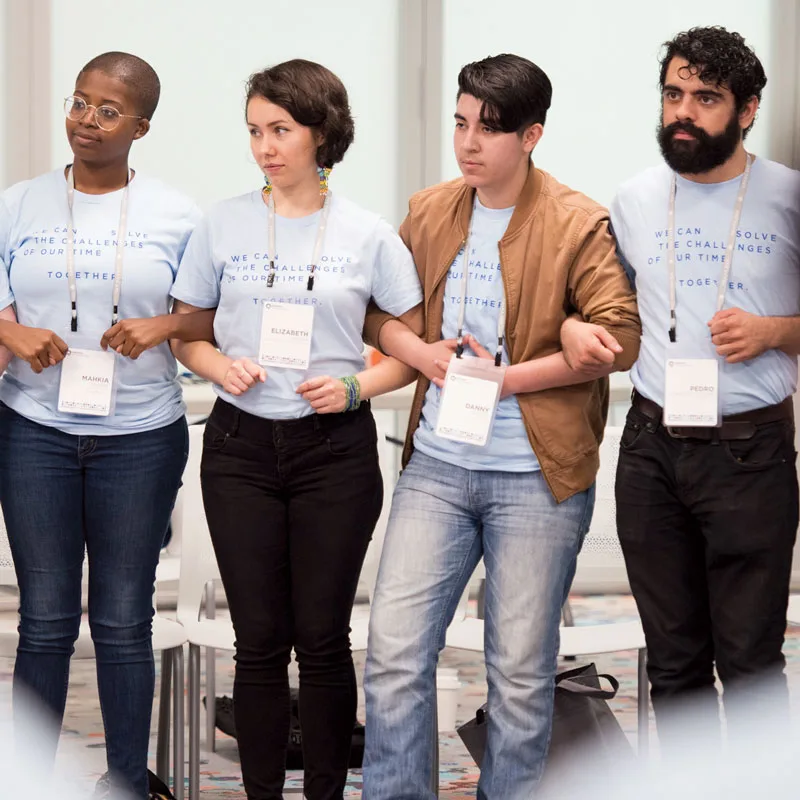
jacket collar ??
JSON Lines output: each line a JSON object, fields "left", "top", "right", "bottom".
{"left": 453, "top": 161, "right": 545, "bottom": 243}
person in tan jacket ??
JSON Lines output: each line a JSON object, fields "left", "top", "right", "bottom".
{"left": 361, "top": 54, "right": 640, "bottom": 799}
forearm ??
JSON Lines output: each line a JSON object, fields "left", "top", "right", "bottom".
{"left": 505, "top": 352, "right": 613, "bottom": 395}
{"left": 171, "top": 339, "right": 232, "bottom": 386}
{"left": 167, "top": 308, "right": 216, "bottom": 343}
{"left": 355, "top": 356, "right": 418, "bottom": 400}
{"left": 768, "top": 315, "right": 800, "bottom": 355}
{"left": 377, "top": 319, "right": 428, "bottom": 368}
{"left": 0, "top": 307, "right": 17, "bottom": 373}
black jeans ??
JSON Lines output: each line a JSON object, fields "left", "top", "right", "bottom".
{"left": 201, "top": 399, "right": 383, "bottom": 800}
{"left": 616, "top": 403, "right": 798, "bottom": 750}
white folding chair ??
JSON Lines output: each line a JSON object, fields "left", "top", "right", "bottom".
{"left": 0, "top": 505, "right": 188, "bottom": 798}
{"left": 787, "top": 595, "right": 800, "bottom": 625}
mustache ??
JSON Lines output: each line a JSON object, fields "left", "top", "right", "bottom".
{"left": 662, "top": 120, "right": 711, "bottom": 143}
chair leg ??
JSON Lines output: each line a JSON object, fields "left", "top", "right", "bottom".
{"left": 156, "top": 649, "right": 172, "bottom": 784}
{"left": 173, "top": 646, "right": 186, "bottom": 800}
{"left": 430, "top": 700, "right": 439, "bottom": 797}
{"left": 206, "top": 647, "right": 216, "bottom": 751}
{"left": 188, "top": 644, "right": 201, "bottom": 800}
{"left": 561, "top": 599, "right": 575, "bottom": 627}
{"left": 204, "top": 582, "right": 217, "bottom": 752}
{"left": 637, "top": 648, "right": 649, "bottom": 758}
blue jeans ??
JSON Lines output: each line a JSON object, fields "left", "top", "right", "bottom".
{"left": 363, "top": 451, "right": 594, "bottom": 800}
{"left": 0, "top": 404, "right": 188, "bottom": 798}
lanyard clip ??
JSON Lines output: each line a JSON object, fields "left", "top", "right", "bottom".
{"left": 455, "top": 332, "right": 464, "bottom": 359}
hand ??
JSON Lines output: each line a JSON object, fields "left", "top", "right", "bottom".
{"left": 709, "top": 308, "right": 775, "bottom": 363}
{"left": 221, "top": 358, "right": 266, "bottom": 396}
{"left": 296, "top": 375, "right": 347, "bottom": 414}
{"left": 430, "top": 335, "right": 513, "bottom": 399}
{"left": 560, "top": 316, "right": 622, "bottom": 374}
{"left": 101, "top": 316, "right": 173, "bottom": 359}
{"left": 0, "top": 323, "right": 68, "bottom": 373}
{"left": 412, "top": 338, "right": 459, "bottom": 382}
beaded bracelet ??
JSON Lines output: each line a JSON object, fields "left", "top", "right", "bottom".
{"left": 340, "top": 375, "right": 362, "bottom": 411}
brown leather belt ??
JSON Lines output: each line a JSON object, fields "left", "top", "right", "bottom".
{"left": 631, "top": 390, "right": 793, "bottom": 441}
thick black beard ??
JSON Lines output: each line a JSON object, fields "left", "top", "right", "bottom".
{"left": 657, "top": 113, "right": 741, "bottom": 174}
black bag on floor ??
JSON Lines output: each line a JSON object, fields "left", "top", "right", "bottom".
{"left": 457, "top": 663, "right": 635, "bottom": 779}
{"left": 209, "top": 690, "right": 366, "bottom": 769}
{"left": 147, "top": 769, "right": 175, "bottom": 799}
{"left": 286, "top": 687, "right": 366, "bottom": 769}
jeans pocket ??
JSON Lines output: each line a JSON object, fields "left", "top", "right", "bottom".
{"left": 326, "top": 412, "right": 376, "bottom": 457}
{"left": 203, "top": 421, "right": 229, "bottom": 453}
{"left": 723, "top": 421, "right": 797, "bottom": 471}
{"left": 620, "top": 408, "right": 650, "bottom": 450}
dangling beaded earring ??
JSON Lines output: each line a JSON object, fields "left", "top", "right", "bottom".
{"left": 318, "top": 165, "right": 331, "bottom": 196}
{"left": 262, "top": 174, "right": 273, "bottom": 200}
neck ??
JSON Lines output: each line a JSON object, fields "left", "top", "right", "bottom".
{"left": 476, "top": 159, "right": 530, "bottom": 209}
{"left": 680, "top": 144, "right": 749, "bottom": 185}
{"left": 269, "top": 176, "right": 325, "bottom": 218}
{"left": 68, "top": 158, "right": 130, "bottom": 194}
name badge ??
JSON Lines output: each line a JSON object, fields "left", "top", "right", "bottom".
{"left": 58, "top": 347, "right": 116, "bottom": 417}
{"left": 663, "top": 343, "right": 720, "bottom": 427}
{"left": 435, "top": 355, "right": 505, "bottom": 446}
{"left": 258, "top": 301, "right": 314, "bottom": 370}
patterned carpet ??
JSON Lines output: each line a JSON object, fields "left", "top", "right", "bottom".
{"left": 2, "top": 594, "right": 800, "bottom": 798}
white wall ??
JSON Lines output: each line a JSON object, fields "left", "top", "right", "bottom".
{"left": 49, "top": 0, "right": 402, "bottom": 222}
{"left": 442, "top": 1, "right": 775, "bottom": 206}
{"left": 0, "top": 0, "right": 6, "bottom": 190}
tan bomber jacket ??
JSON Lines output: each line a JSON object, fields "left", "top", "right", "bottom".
{"left": 366, "top": 164, "right": 641, "bottom": 502}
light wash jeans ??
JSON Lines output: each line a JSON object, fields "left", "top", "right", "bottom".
{"left": 363, "top": 451, "right": 594, "bottom": 800}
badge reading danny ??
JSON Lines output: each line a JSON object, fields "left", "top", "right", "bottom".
{"left": 435, "top": 355, "right": 505, "bottom": 446}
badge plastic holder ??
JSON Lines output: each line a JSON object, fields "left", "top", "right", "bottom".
{"left": 435, "top": 355, "right": 506, "bottom": 447}
{"left": 663, "top": 340, "right": 721, "bottom": 428}
{"left": 258, "top": 300, "right": 314, "bottom": 370}
{"left": 57, "top": 331, "right": 118, "bottom": 418}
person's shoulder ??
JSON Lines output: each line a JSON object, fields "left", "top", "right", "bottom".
{"left": 614, "top": 164, "right": 671, "bottom": 204}
{"left": 1, "top": 169, "right": 62, "bottom": 212}
{"left": 200, "top": 190, "right": 262, "bottom": 225}
{"left": 330, "top": 193, "right": 382, "bottom": 230}
{"left": 131, "top": 173, "right": 200, "bottom": 218}
{"left": 752, "top": 156, "right": 800, "bottom": 190}
{"left": 407, "top": 177, "right": 465, "bottom": 214}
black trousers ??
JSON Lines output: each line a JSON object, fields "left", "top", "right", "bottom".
{"left": 201, "top": 399, "right": 383, "bottom": 800}
{"left": 616, "top": 403, "right": 798, "bottom": 750}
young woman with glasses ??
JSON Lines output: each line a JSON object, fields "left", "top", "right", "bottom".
{"left": 0, "top": 51, "right": 212, "bottom": 798}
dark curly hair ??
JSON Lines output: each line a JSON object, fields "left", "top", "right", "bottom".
{"left": 245, "top": 60, "right": 354, "bottom": 168}
{"left": 457, "top": 53, "right": 552, "bottom": 132}
{"left": 659, "top": 27, "right": 766, "bottom": 136}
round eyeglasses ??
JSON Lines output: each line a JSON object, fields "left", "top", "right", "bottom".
{"left": 64, "top": 95, "right": 144, "bottom": 132}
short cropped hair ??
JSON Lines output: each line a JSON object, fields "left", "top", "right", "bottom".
{"left": 78, "top": 51, "right": 161, "bottom": 120}
{"left": 457, "top": 53, "right": 552, "bottom": 133}
{"left": 246, "top": 59, "right": 355, "bottom": 168}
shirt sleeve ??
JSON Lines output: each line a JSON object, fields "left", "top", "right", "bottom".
{"left": 0, "top": 195, "right": 17, "bottom": 311}
{"left": 368, "top": 218, "right": 423, "bottom": 317}
{"left": 170, "top": 213, "right": 222, "bottom": 309}
{"left": 609, "top": 194, "right": 636, "bottom": 290}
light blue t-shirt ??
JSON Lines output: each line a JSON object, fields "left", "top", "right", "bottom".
{"left": 610, "top": 157, "right": 800, "bottom": 414}
{"left": 414, "top": 197, "right": 540, "bottom": 472}
{"left": 0, "top": 168, "right": 200, "bottom": 434}
{"left": 171, "top": 190, "right": 423, "bottom": 419}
